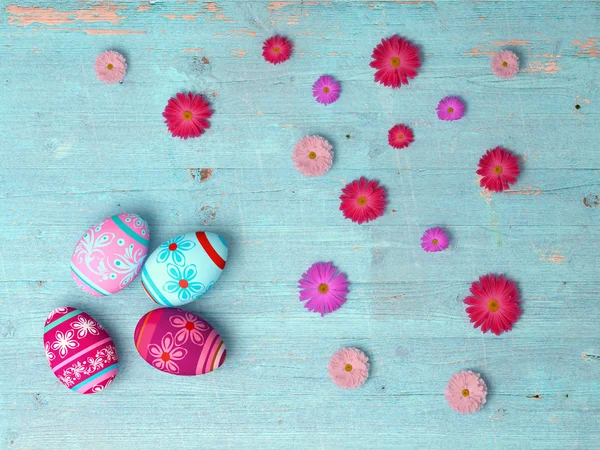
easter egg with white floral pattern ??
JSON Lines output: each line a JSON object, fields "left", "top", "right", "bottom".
{"left": 70, "top": 213, "right": 150, "bottom": 296}
{"left": 133, "top": 308, "right": 226, "bottom": 376}
{"left": 141, "top": 231, "right": 227, "bottom": 306}
{"left": 44, "top": 307, "right": 118, "bottom": 394}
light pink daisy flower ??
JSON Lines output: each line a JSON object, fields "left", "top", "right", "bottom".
{"left": 445, "top": 370, "right": 487, "bottom": 414}
{"left": 421, "top": 227, "right": 449, "bottom": 252}
{"left": 436, "top": 96, "right": 465, "bottom": 121}
{"left": 312, "top": 75, "right": 340, "bottom": 105}
{"left": 491, "top": 50, "right": 519, "bottom": 79}
{"left": 94, "top": 50, "right": 127, "bottom": 83}
{"left": 328, "top": 347, "right": 370, "bottom": 389}
{"left": 292, "top": 136, "right": 333, "bottom": 177}
{"left": 298, "top": 262, "right": 349, "bottom": 316}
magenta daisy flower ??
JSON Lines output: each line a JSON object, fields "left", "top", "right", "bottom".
{"left": 436, "top": 96, "right": 465, "bottom": 121}
{"left": 312, "top": 75, "right": 340, "bottom": 105}
{"left": 421, "top": 227, "right": 449, "bottom": 252}
{"left": 298, "top": 262, "right": 349, "bottom": 316}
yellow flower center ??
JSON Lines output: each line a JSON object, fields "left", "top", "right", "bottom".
{"left": 390, "top": 57, "right": 401, "bottom": 67}
{"left": 344, "top": 364, "right": 353, "bottom": 372}
{"left": 182, "top": 110, "right": 193, "bottom": 121}
{"left": 318, "top": 283, "right": 329, "bottom": 294}
{"left": 273, "top": 47, "right": 280, "bottom": 53}
{"left": 323, "top": 87, "right": 330, "bottom": 93}
{"left": 488, "top": 299, "right": 500, "bottom": 312}
{"left": 308, "top": 151, "right": 317, "bottom": 160}
{"left": 502, "top": 61, "right": 508, "bottom": 67}
{"left": 461, "top": 388, "right": 470, "bottom": 397}
{"left": 494, "top": 165, "right": 503, "bottom": 175}
{"left": 432, "top": 239, "right": 439, "bottom": 245}
{"left": 447, "top": 107, "right": 454, "bottom": 114}
{"left": 106, "top": 63, "right": 114, "bottom": 70}
{"left": 397, "top": 134, "right": 404, "bottom": 141}
{"left": 357, "top": 196, "right": 367, "bottom": 206}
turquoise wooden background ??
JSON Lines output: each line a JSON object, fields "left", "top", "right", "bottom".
{"left": 1, "top": 0, "right": 599, "bottom": 448}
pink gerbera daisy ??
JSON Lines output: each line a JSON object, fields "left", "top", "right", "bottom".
{"left": 370, "top": 35, "right": 421, "bottom": 88}
{"left": 477, "top": 146, "right": 520, "bottom": 192}
{"left": 312, "top": 75, "right": 340, "bottom": 105}
{"left": 339, "top": 177, "right": 387, "bottom": 224}
{"left": 445, "top": 370, "right": 487, "bottom": 414}
{"left": 436, "top": 96, "right": 465, "bottom": 121}
{"left": 388, "top": 124, "right": 414, "bottom": 149}
{"left": 94, "top": 50, "right": 127, "bottom": 83}
{"left": 421, "top": 227, "right": 449, "bottom": 252}
{"left": 162, "top": 92, "right": 213, "bottom": 140}
{"left": 491, "top": 50, "right": 519, "bottom": 79}
{"left": 292, "top": 135, "right": 333, "bottom": 177}
{"left": 464, "top": 274, "right": 522, "bottom": 336}
{"left": 328, "top": 348, "right": 369, "bottom": 389}
{"left": 262, "top": 35, "right": 292, "bottom": 65}
{"left": 298, "top": 262, "right": 349, "bottom": 316}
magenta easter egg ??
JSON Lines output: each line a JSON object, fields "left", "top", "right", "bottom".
{"left": 70, "top": 213, "right": 150, "bottom": 296}
{"left": 134, "top": 308, "right": 226, "bottom": 376}
{"left": 44, "top": 307, "right": 118, "bottom": 394}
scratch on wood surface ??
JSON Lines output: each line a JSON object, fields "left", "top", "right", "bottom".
{"left": 230, "top": 49, "right": 247, "bottom": 57}
{"left": 535, "top": 248, "right": 566, "bottom": 264}
{"left": 188, "top": 168, "right": 214, "bottom": 183}
{"left": 267, "top": 1, "right": 294, "bottom": 9}
{"left": 582, "top": 353, "right": 600, "bottom": 363}
{"left": 83, "top": 29, "right": 145, "bottom": 34}
{"left": 227, "top": 28, "right": 258, "bottom": 37}
{"left": 463, "top": 47, "right": 495, "bottom": 56}
{"left": 521, "top": 60, "right": 562, "bottom": 73}
{"left": 572, "top": 38, "right": 600, "bottom": 57}
{"left": 137, "top": 3, "right": 152, "bottom": 11}
{"left": 6, "top": 3, "right": 125, "bottom": 26}
{"left": 493, "top": 39, "right": 530, "bottom": 47}
{"left": 393, "top": 1, "right": 436, "bottom": 5}
{"left": 582, "top": 193, "right": 600, "bottom": 208}
{"left": 505, "top": 186, "right": 543, "bottom": 195}
{"left": 182, "top": 48, "right": 205, "bottom": 53}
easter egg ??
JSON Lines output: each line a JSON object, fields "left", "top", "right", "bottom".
{"left": 70, "top": 213, "right": 150, "bottom": 296}
{"left": 141, "top": 232, "right": 227, "bottom": 306}
{"left": 44, "top": 307, "right": 118, "bottom": 394}
{"left": 134, "top": 308, "right": 226, "bottom": 376}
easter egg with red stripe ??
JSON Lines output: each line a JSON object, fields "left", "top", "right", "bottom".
{"left": 70, "top": 213, "right": 150, "bottom": 296}
{"left": 44, "top": 307, "right": 118, "bottom": 394}
{"left": 141, "top": 232, "right": 228, "bottom": 307}
{"left": 134, "top": 308, "right": 226, "bottom": 376}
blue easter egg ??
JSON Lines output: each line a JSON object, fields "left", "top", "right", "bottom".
{"left": 141, "top": 232, "right": 228, "bottom": 306}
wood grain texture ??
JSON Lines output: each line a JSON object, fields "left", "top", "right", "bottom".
{"left": 1, "top": 0, "right": 599, "bottom": 448}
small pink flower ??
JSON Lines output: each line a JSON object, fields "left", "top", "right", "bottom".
{"left": 298, "top": 262, "right": 349, "bottom": 316}
{"left": 421, "top": 227, "right": 449, "bottom": 252}
{"left": 292, "top": 136, "right": 333, "bottom": 177}
{"left": 94, "top": 50, "right": 127, "bottom": 83}
{"left": 312, "top": 76, "right": 340, "bottom": 105}
{"left": 327, "top": 348, "right": 369, "bottom": 389}
{"left": 445, "top": 370, "right": 487, "bottom": 414}
{"left": 436, "top": 96, "right": 465, "bottom": 121}
{"left": 491, "top": 50, "right": 519, "bottom": 79}
{"left": 328, "top": 348, "right": 369, "bottom": 389}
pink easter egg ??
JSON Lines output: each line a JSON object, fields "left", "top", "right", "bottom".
{"left": 70, "top": 213, "right": 150, "bottom": 296}
{"left": 44, "top": 307, "right": 118, "bottom": 394}
{"left": 133, "top": 308, "right": 226, "bottom": 376}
